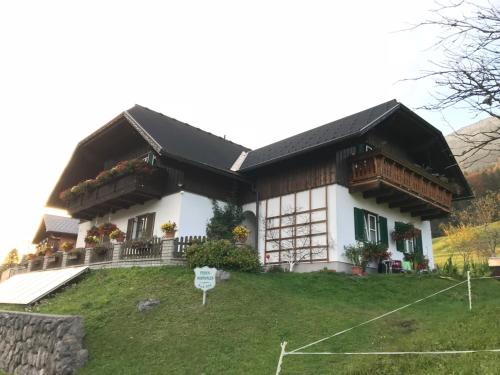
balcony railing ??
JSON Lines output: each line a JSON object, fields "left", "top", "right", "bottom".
{"left": 66, "top": 172, "right": 164, "bottom": 219}
{"left": 350, "top": 151, "right": 453, "bottom": 213}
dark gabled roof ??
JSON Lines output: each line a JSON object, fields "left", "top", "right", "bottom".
{"left": 32, "top": 215, "right": 79, "bottom": 244}
{"left": 124, "top": 105, "right": 250, "bottom": 171}
{"left": 240, "top": 99, "right": 400, "bottom": 171}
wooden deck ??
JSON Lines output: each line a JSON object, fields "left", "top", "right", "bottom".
{"left": 349, "top": 151, "right": 453, "bottom": 220}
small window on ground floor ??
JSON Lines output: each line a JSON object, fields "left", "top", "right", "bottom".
{"left": 125, "top": 212, "right": 156, "bottom": 240}
{"left": 354, "top": 207, "right": 388, "bottom": 246}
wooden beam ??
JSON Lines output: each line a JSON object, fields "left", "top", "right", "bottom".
{"left": 411, "top": 208, "right": 440, "bottom": 217}
{"left": 349, "top": 180, "right": 381, "bottom": 193}
{"left": 363, "top": 187, "right": 393, "bottom": 199}
{"left": 376, "top": 192, "right": 406, "bottom": 204}
{"left": 422, "top": 212, "right": 448, "bottom": 221}
{"left": 388, "top": 197, "right": 414, "bottom": 209}
{"left": 400, "top": 203, "right": 429, "bottom": 213}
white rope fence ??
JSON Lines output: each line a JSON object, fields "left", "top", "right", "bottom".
{"left": 275, "top": 275, "right": 500, "bottom": 375}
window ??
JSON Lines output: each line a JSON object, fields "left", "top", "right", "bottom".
{"left": 126, "top": 213, "right": 156, "bottom": 240}
{"left": 404, "top": 238, "right": 415, "bottom": 253}
{"left": 355, "top": 143, "right": 374, "bottom": 154}
{"left": 366, "top": 213, "right": 378, "bottom": 243}
{"left": 354, "top": 208, "right": 388, "bottom": 246}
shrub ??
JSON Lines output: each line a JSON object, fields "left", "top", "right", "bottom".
{"left": 185, "top": 239, "right": 261, "bottom": 272}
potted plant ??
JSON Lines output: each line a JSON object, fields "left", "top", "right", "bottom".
{"left": 109, "top": 228, "right": 125, "bottom": 243}
{"left": 85, "top": 235, "right": 99, "bottom": 248}
{"left": 232, "top": 225, "right": 250, "bottom": 244}
{"left": 98, "top": 222, "right": 118, "bottom": 237}
{"left": 161, "top": 221, "right": 177, "bottom": 239}
{"left": 343, "top": 243, "right": 366, "bottom": 275}
{"left": 61, "top": 241, "right": 74, "bottom": 252}
{"left": 391, "top": 222, "right": 420, "bottom": 242}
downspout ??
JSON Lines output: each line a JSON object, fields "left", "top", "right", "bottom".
{"left": 254, "top": 186, "right": 259, "bottom": 253}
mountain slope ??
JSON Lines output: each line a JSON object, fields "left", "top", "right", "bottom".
{"left": 446, "top": 117, "right": 500, "bottom": 173}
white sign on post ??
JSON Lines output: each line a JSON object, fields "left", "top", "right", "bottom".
{"left": 194, "top": 266, "right": 217, "bottom": 305}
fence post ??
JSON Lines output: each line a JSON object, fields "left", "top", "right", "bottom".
{"left": 84, "top": 248, "right": 92, "bottom": 265}
{"left": 27, "top": 260, "right": 33, "bottom": 272}
{"left": 61, "top": 252, "right": 68, "bottom": 268}
{"left": 161, "top": 239, "right": 175, "bottom": 263}
{"left": 112, "top": 243, "right": 121, "bottom": 264}
{"left": 467, "top": 270, "right": 472, "bottom": 311}
{"left": 42, "top": 256, "right": 49, "bottom": 270}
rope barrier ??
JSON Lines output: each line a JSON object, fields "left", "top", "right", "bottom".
{"left": 287, "top": 349, "right": 500, "bottom": 356}
{"left": 288, "top": 279, "right": 468, "bottom": 354}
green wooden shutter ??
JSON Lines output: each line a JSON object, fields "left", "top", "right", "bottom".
{"left": 378, "top": 216, "right": 388, "bottom": 247}
{"left": 354, "top": 208, "right": 366, "bottom": 241}
{"left": 415, "top": 230, "right": 423, "bottom": 263}
{"left": 394, "top": 221, "right": 405, "bottom": 252}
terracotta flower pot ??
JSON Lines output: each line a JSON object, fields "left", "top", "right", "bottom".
{"left": 351, "top": 266, "right": 363, "bottom": 276}
{"left": 164, "top": 231, "right": 175, "bottom": 239}
{"left": 235, "top": 235, "right": 248, "bottom": 245}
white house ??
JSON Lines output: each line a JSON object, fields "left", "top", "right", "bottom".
{"left": 46, "top": 100, "right": 472, "bottom": 271}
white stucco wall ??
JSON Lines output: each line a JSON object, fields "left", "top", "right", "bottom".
{"left": 177, "top": 192, "right": 218, "bottom": 238}
{"left": 243, "top": 183, "right": 435, "bottom": 269}
{"left": 331, "top": 184, "right": 434, "bottom": 267}
{"left": 75, "top": 191, "right": 224, "bottom": 247}
{"left": 76, "top": 192, "right": 177, "bottom": 247}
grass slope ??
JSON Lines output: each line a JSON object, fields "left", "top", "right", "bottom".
{"left": 1, "top": 267, "right": 500, "bottom": 374}
{"left": 433, "top": 221, "right": 500, "bottom": 268}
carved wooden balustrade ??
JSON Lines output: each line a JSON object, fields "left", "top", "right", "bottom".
{"left": 350, "top": 151, "right": 453, "bottom": 213}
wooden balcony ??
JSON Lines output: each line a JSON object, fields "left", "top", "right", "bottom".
{"left": 349, "top": 151, "right": 453, "bottom": 220}
{"left": 67, "top": 172, "right": 165, "bottom": 219}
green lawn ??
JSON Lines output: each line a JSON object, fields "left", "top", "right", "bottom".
{"left": 1, "top": 267, "right": 500, "bottom": 374}
{"left": 432, "top": 221, "right": 500, "bottom": 268}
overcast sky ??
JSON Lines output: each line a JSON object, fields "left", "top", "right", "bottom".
{"left": 0, "top": 0, "right": 489, "bottom": 259}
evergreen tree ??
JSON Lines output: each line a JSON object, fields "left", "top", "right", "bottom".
{"left": 206, "top": 200, "right": 244, "bottom": 240}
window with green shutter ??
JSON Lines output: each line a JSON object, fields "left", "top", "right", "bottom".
{"left": 354, "top": 207, "right": 366, "bottom": 241}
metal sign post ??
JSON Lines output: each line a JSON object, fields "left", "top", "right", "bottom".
{"left": 194, "top": 266, "right": 217, "bottom": 306}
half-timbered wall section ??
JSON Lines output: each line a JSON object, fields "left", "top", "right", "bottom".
{"left": 263, "top": 187, "right": 329, "bottom": 265}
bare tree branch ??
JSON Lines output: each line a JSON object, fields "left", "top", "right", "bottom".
{"left": 404, "top": 1, "right": 500, "bottom": 168}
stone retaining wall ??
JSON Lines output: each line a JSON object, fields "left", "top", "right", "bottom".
{"left": 0, "top": 311, "right": 88, "bottom": 375}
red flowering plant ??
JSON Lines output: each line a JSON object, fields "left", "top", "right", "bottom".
{"left": 97, "top": 222, "right": 118, "bottom": 237}
{"left": 84, "top": 226, "right": 100, "bottom": 247}
{"left": 58, "top": 158, "right": 155, "bottom": 203}
{"left": 391, "top": 223, "right": 420, "bottom": 242}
